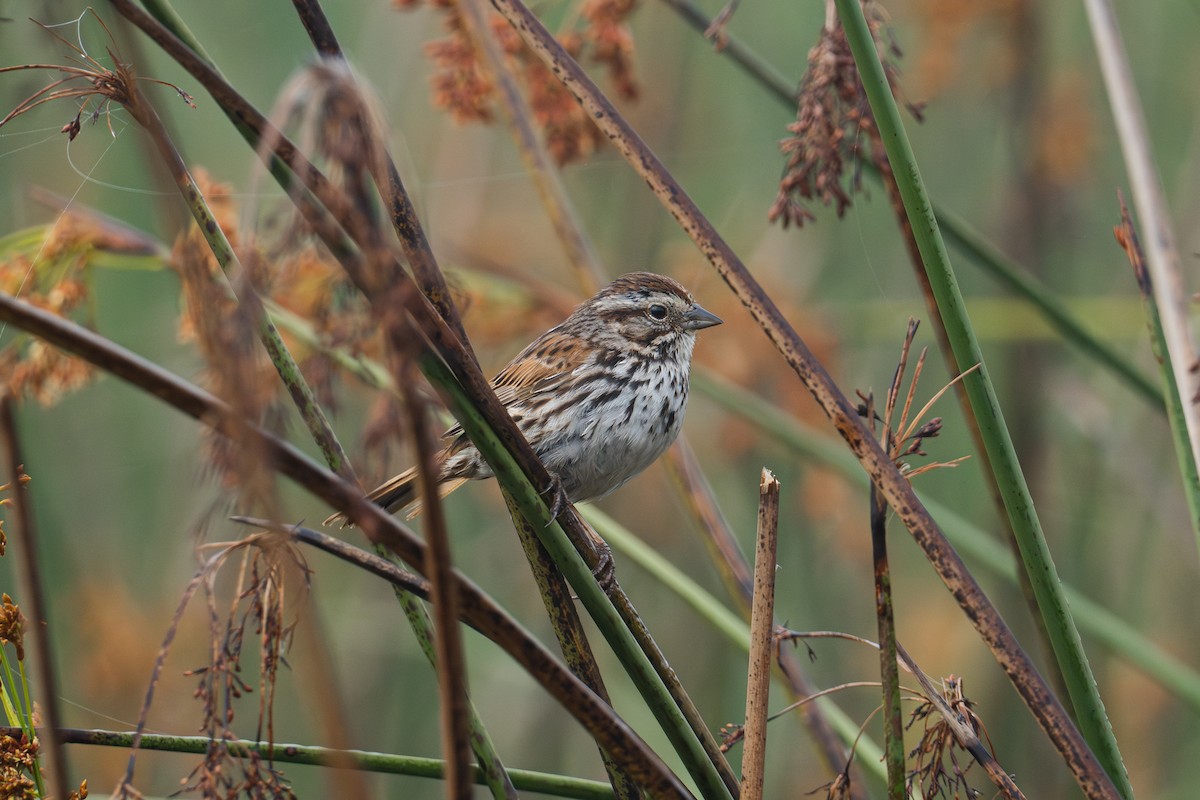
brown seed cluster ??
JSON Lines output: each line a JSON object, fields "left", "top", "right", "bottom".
{"left": 398, "top": 0, "right": 641, "bottom": 164}
{"left": 0, "top": 593, "right": 24, "bottom": 662}
{"left": 769, "top": 4, "right": 922, "bottom": 228}
{"left": 0, "top": 217, "right": 97, "bottom": 406}
{"left": 0, "top": 731, "right": 38, "bottom": 800}
{"left": 174, "top": 539, "right": 306, "bottom": 800}
{"left": 906, "top": 675, "right": 993, "bottom": 798}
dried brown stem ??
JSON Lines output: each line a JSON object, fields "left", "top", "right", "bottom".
{"left": 402, "top": 352, "right": 473, "bottom": 800}
{"left": 663, "top": 444, "right": 862, "bottom": 796}
{"left": 484, "top": 1, "right": 1114, "bottom": 796}
{"left": 869, "top": 480, "right": 904, "bottom": 800}
{"left": 0, "top": 398, "right": 72, "bottom": 799}
{"left": 503, "top": 497, "right": 641, "bottom": 800}
{"left": 740, "top": 469, "right": 779, "bottom": 800}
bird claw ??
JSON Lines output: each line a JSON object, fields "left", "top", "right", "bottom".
{"left": 542, "top": 472, "right": 569, "bottom": 522}
{"left": 543, "top": 483, "right": 619, "bottom": 592}
{"left": 590, "top": 538, "right": 617, "bottom": 592}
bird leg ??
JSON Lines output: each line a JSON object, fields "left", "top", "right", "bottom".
{"left": 558, "top": 504, "right": 617, "bottom": 591}
{"left": 541, "top": 475, "right": 617, "bottom": 589}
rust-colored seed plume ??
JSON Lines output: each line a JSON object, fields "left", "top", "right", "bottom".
{"left": 769, "top": 4, "right": 922, "bottom": 228}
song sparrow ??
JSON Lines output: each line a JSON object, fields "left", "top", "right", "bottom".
{"left": 327, "top": 272, "right": 721, "bottom": 525}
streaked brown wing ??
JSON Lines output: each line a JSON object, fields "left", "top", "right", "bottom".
{"left": 442, "top": 326, "right": 589, "bottom": 440}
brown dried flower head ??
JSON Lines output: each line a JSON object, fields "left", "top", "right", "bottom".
{"left": 0, "top": 217, "right": 100, "bottom": 405}
{"left": 401, "top": 0, "right": 641, "bottom": 164}
{"left": 0, "top": 593, "right": 25, "bottom": 661}
{"left": 0, "top": 14, "right": 193, "bottom": 140}
{"left": 174, "top": 536, "right": 307, "bottom": 800}
{"left": 769, "top": 2, "right": 922, "bottom": 228}
{"left": 0, "top": 731, "right": 39, "bottom": 800}
{"left": 907, "top": 675, "right": 994, "bottom": 799}
{"left": 856, "top": 320, "right": 973, "bottom": 481}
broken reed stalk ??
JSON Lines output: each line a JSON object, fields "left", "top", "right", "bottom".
{"left": 662, "top": 444, "right": 863, "bottom": 795}
{"left": 740, "top": 469, "right": 779, "bottom": 800}
{"left": 486, "top": 0, "right": 1118, "bottom": 795}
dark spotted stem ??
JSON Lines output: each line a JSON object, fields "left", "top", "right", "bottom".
{"left": 485, "top": 0, "right": 1120, "bottom": 797}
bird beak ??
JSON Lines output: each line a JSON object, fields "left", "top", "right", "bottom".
{"left": 683, "top": 304, "right": 722, "bottom": 331}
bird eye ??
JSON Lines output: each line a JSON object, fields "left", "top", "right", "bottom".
{"left": 648, "top": 303, "right": 668, "bottom": 321}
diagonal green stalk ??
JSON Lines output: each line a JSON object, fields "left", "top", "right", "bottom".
{"left": 834, "top": 2, "right": 1131, "bottom": 795}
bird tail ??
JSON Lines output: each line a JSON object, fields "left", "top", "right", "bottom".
{"left": 323, "top": 467, "right": 469, "bottom": 528}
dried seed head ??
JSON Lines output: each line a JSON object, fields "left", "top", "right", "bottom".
{"left": 769, "top": 3, "right": 921, "bottom": 228}
{"left": 0, "top": 593, "right": 25, "bottom": 661}
{"left": 0, "top": 730, "right": 40, "bottom": 799}
{"left": 397, "top": 0, "right": 639, "bottom": 164}
{"left": 0, "top": 216, "right": 101, "bottom": 405}
{"left": 906, "top": 675, "right": 993, "bottom": 799}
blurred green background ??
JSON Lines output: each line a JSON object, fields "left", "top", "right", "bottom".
{"left": 2, "top": 0, "right": 1199, "bottom": 797}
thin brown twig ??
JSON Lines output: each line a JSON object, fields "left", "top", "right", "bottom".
{"left": 401, "top": 348, "right": 474, "bottom": 800}
{"left": 0, "top": 398, "right": 72, "bottom": 799}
